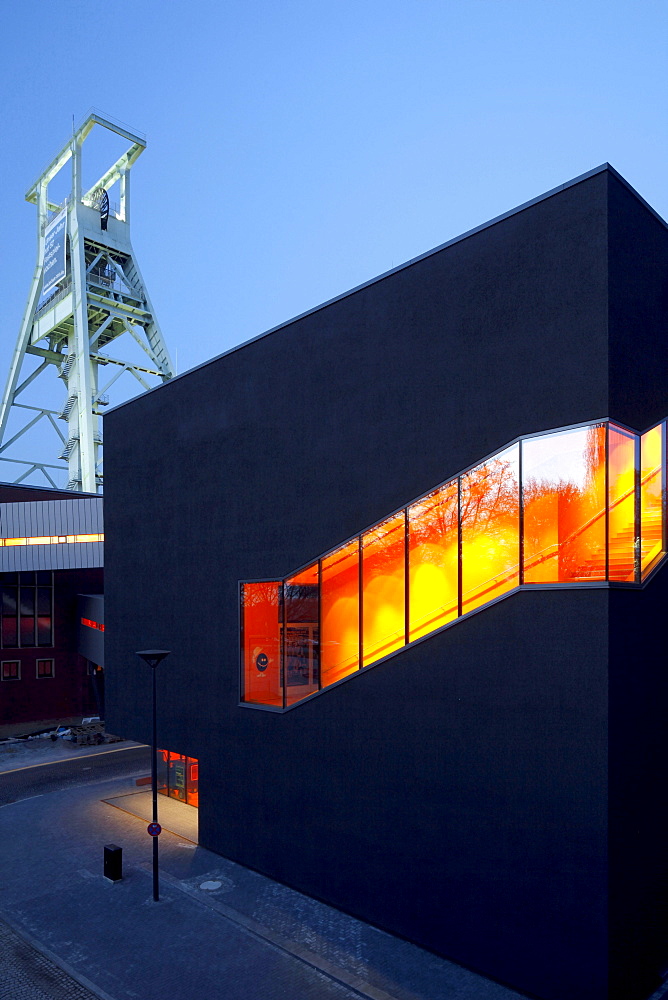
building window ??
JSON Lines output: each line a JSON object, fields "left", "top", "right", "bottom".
{"left": 1, "top": 660, "right": 20, "bottom": 681}
{"left": 157, "top": 750, "right": 199, "bottom": 808}
{"left": 241, "top": 416, "right": 668, "bottom": 709}
{"left": 36, "top": 658, "right": 54, "bottom": 678}
{"left": 1, "top": 571, "right": 53, "bottom": 649}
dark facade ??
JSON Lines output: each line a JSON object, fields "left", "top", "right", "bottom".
{"left": 104, "top": 165, "right": 668, "bottom": 1000}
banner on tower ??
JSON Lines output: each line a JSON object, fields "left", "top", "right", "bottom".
{"left": 42, "top": 209, "right": 67, "bottom": 297}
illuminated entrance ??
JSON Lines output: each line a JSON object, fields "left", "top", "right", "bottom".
{"left": 157, "top": 750, "right": 198, "bottom": 807}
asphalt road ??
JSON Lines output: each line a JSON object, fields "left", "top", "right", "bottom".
{"left": 0, "top": 745, "right": 151, "bottom": 806}
{"left": 0, "top": 745, "right": 151, "bottom": 1000}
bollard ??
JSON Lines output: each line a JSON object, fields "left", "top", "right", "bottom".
{"left": 104, "top": 844, "right": 122, "bottom": 882}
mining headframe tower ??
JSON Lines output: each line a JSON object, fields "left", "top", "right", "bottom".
{"left": 0, "top": 111, "right": 174, "bottom": 492}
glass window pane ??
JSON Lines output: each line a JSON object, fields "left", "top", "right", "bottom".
{"left": 523, "top": 425, "right": 606, "bottom": 582}
{"left": 20, "top": 615, "right": 35, "bottom": 646}
{"left": 608, "top": 426, "right": 637, "bottom": 582}
{"left": 186, "top": 757, "right": 199, "bottom": 807}
{"left": 284, "top": 563, "right": 319, "bottom": 706}
{"left": 2, "top": 587, "right": 16, "bottom": 616}
{"left": 20, "top": 588, "right": 34, "bottom": 616}
{"left": 241, "top": 581, "right": 283, "bottom": 706}
{"left": 408, "top": 481, "right": 459, "bottom": 640}
{"left": 157, "top": 748, "right": 168, "bottom": 794}
{"left": 37, "top": 617, "right": 52, "bottom": 646}
{"left": 321, "top": 540, "right": 359, "bottom": 687}
{"left": 2, "top": 617, "right": 17, "bottom": 647}
{"left": 461, "top": 444, "right": 520, "bottom": 613}
{"left": 362, "top": 513, "right": 406, "bottom": 666}
{"left": 169, "top": 753, "right": 187, "bottom": 801}
{"left": 641, "top": 422, "right": 664, "bottom": 577}
{"left": 37, "top": 588, "right": 51, "bottom": 616}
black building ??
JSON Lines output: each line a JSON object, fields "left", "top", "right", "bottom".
{"left": 105, "top": 165, "right": 668, "bottom": 1000}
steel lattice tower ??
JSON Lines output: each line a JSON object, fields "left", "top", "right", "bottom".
{"left": 0, "top": 111, "right": 174, "bottom": 492}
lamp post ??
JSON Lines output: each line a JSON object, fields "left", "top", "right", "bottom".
{"left": 136, "top": 649, "right": 171, "bottom": 901}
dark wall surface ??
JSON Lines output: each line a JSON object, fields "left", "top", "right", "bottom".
{"left": 607, "top": 172, "right": 668, "bottom": 430}
{"left": 608, "top": 564, "right": 668, "bottom": 1000}
{"left": 77, "top": 594, "right": 104, "bottom": 666}
{"left": 105, "top": 167, "right": 668, "bottom": 1000}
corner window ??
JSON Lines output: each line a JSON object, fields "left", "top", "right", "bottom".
{"left": 1, "top": 660, "right": 20, "bottom": 681}
{"left": 37, "top": 658, "right": 54, "bottom": 678}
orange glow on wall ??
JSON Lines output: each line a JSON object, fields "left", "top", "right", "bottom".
{"left": 362, "top": 514, "right": 405, "bottom": 666}
{"left": 321, "top": 539, "right": 359, "bottom": 686}
{"left": 461, "top": 445, "right": 519, "bottom": 613}
{"left": 241, "top": 418, "right": 668, "bottom": 709}
{"left": 409, "top": 482, "right": 458, "bottom": 640}
{"left": 641, "top": 423, "right": 664, "bottom": 577}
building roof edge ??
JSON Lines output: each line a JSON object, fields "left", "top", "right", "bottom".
{"left": 107, "top": 163, "right": 667, "bottom": 416}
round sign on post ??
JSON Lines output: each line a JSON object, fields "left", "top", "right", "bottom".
{"left": 147, "top": 822, "right": 161, "bottom": 837}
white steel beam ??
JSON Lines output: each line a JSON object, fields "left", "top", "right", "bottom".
{"left": 0, "top": 113, "right": 173, "bottom": 491}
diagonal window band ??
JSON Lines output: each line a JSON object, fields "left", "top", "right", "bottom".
{"left": 240, "top": 418, "right": 666, "bottom": 709}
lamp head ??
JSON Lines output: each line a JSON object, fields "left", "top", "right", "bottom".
{"left": 136, "top": 649, "right": 171, "bottom": 669}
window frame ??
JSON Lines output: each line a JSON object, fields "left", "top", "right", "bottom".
{"left": 36, "top": 658, "right": 55, "bottom": 679}
{"left": 0, "top": 571, "right": 54, "bottom": 649}
{"left": 1, "top": 659, "right": 20, "bottom": 681}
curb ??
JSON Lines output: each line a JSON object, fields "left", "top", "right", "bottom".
{"left": 0, "top": 911, "right": 121, "bottom": 1000}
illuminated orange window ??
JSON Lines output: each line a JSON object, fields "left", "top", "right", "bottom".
{"left": 640, "top": 422, "right": 664, "bottom": 577}
{"left": 241, "top": 581, "right": 283, "bottom": 706}
{"left": 523, "top": 425, "right": 606, "bottom": 582}
{"left": 461, "top": 444, "right": 519, "bottom": 613}
{"left": 608, "top": 426, "right": 637, "bottom": 582}
{"left": 362, "top": 513, "right": 405, "bottom": 666}
{"left": 321, "top": 539, "right": 359, "bottom": 686}
{"left": 240, "top": 417, "right": 668, "bottom": 710}
{"left": 187, "top": 760, "right": 199, "bottom": 808}
{"left": 157, "top": 749, "right": 198, "bottom": 807}
{"left": 408, "top": 481, "right": 458, "bottom": 640}
{"left": 284, "top": 563, "right": 319, "bottom": 706}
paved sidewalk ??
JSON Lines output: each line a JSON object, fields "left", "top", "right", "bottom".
{"left": 0, "top": 762, "right": 535, "bottom": 1000}
{"left": 0, "top": 916, "right": 101, "bottom": 1000}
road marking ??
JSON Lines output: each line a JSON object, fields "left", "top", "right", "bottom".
{"left": 0, "top": 793, "right": 43, "bottom": 807}
{"left": 0, "top": 744, "right": 147, "bottom": 775}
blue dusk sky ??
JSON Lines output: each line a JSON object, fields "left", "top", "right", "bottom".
{"left": 0, "top": 0, "right": 666, "bottom": 481}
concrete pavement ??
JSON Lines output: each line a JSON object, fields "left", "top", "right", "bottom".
{"left": 2, "top": 745, "right": 666, "bottom": 1000}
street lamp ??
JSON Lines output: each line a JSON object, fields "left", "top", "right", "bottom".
{"left": 136, "top": 649, "right": 171, "bottom": 902}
